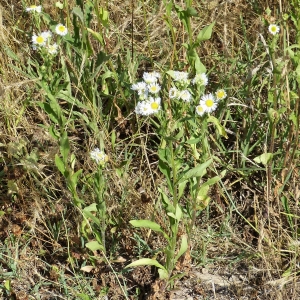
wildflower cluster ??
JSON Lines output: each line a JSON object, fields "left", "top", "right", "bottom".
{"left": 168, "top": 71, "right": 192, "bottom": 103}
{"left": 131, "top": 72, "right": 162, "bottom": 116}
{"left": 169, "top": 71, "right": 226, "bottom": 117}
{"left": 31, "top": 23, "right": 67, "bottom": 55}
{"left": 132, "top": 70, "right": 227, "bottom": 118}
{"left": 26, "top": 4, "right": 68, "bottom": 56}
{"left": 90, "top": 148, "right": 108, "bottom": 166}
{"left": 196, "top": 89, "right": 226, "bottom": 116}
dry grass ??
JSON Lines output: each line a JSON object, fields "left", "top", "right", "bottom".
{"left": 0, "top": 0, "right": 299, "bottom": 299}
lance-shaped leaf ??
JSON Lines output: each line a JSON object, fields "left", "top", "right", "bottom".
{"left": 196, "top": 22, "right": 215, "bottom": 44}
{"left": 178, "top": 159, "right": 212, "bottom": 183}
{"left": 174, "top": 235, "right": 188, "bottom": 263}
{"left": 130, "top": 220, "right": 169, "bottom": 239}
{"left": 125, "top": 258, "right": 167, "bottom": 273}
{"left": 253, "top": 153, "right": 273, "bottom": 165}
{"left": 207, "top": 116, "right": 228, "bottom": 138}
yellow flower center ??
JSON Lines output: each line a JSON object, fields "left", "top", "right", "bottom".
{"left": 58, "top": 26, "right": 65, "bottom": 32}
{"left": 97, "top": 153, "right": 103, "bottom": 159}
{"left": 30, "top": 5, "right": 37, "bottom": 8}
{"left": 151, "top": 102, "right": 159, "bottom": 110}
{"left": 216, "top": 90, "right": 225, "bottom": 98}
{"left": 205, "top": 99, "right": 214, "bottom": 107}
{"left": 197, "top": 106, "right": 203, "bottom": 113}
{"left": 150, "top": 86, "right": 157, "bottom": 92}
{"left": 36, "top": 36, "right": 44, "bottom": 44}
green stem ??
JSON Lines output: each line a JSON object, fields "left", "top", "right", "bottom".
{"left": 166, "top": 138, "right": 179, "bottom": 276}
{"left": 185, "top": 0, "right": 193, "bottom": 45}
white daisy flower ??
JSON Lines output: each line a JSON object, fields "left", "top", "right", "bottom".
{"left": 135, "top": 101, "right": 151, "bottom": 116}
{"left": 215, "top": 89, "right": 227, "bottom": 100}
{"left": 144, "top": 71, "right": 161, "bottom": 80}
{"left": 47, "top": 43, "right": 58, "bottom": 55}
{"left": 149, "top": 71, "right": 161, "bottom": 79}
{"left": 172, "top": 71, "right": 190, "bottom": 86}
{"left": 90, "top": 148, "right": 108, "bottom": 166}
{"left": 148, "top": 82, "right": 161, "bottom": 94}
{"left": 268, "top": 24, "right": 280, "bottom": 35}
{"left": 192, "top": 73, "right": 208, "bottom": 86}
{"left": 42, "top": 31, "right": 52, "bottom": 39}
{"left": 169, "top": 87, "right": 180, "bottom": 99}
{"left": 138, "top": 90, "right": 149, "bottom": 100}
{"left": 148, "top": 97, "right": 161, "bottom": 114}
{"left": 179, "top": 90, "right": 192, "bottom": 102}
{"left": 196, "top": 104, "right": 207, "bottom": 116}
{"left": 143, "top": 72, "right": 158, "bottom": 84}
{"left": 26, "top": 5, "right": 42, "bottom": 13}
{"left": 173, "top": 71, "right": 189, "bottom": 82}
{"left": 131, "top": 81, "right": 147, "bottom": 93}
{"left": 32, "top": 33, "right": 47, "bottom": 47}
{"left": 200, "top": 93, "right": 218, "bottom": 113}
{"left": 55, "top": 24, "right": 68, "bottom": 36}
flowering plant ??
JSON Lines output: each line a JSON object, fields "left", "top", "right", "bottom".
{"left": 127, "top": 66, "right": 228, "bottom": 284}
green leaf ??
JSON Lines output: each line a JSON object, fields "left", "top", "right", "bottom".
{"left": 197, "top": 185, "right": 209, "bottom": 201}
{"left": 158, "top": 268, "right": 169, "bottom": 279}
{"left": 268, "top": 108, "right": 279, "bottom": 123}
{"left": 167, "top": 212, "right": 177, "bottom": 219}
{"left": 125, "top": 258, "right": 167, "bottom": 272}
{"left": 159, "top": 188, "right": 175, "bottom": 214}
{"left": 60, "top": 132, "right": 70, "bottom": 164}
{"left": 158, "top": 160, "right": 173, "bottom": 195}
{"left": 130, "top": 220, "right": 168, "bottom": 239}
{"left": 38, "top": 102, "right": 59, "bottom": 124}
{"left": 174, "top": 235, "right": 188, "bottom": 262}
{"left": 289, "top": 112, "right": 297, "bottom": 127}
{"left": 253, "top": 153, "right": 273, "bottom": 165}
{"left": 86, "top": 241, "right": 104, "bottom": 251}
{"left": 87, "top": 28, "right": 104, "bottom": 46}
{"left": 186, "top": 7, "right": 198, "bottom": 17}
{"left": 201, "top": 175, "right": 222, "bottom": 189}
{"left": 84, "top": 203, "right": 98, "bottom": 212}
{"left": 175, "top": 204, "right": 183, "bottom": 221}
{"left": 55, "top": 2, "right": 64, "bottom": 9}
{"left": 196, "top": 22, "right": 215, "bottom": 43}
{"left": 70, "top": 169, "right": 83, "bottom": 189}
{"left": 296, "top": 64, "right": 300, "bottom": 84}
{"left": 77, "top": 294, "right": 91, "bottom": 300}
{"left": 72, "top": 6, "right": 84, "bottom": 23}
{"left": 178, "top": 159, "right": 212, "bottom": 183}
{"left": 4, "top": 47, "right": 20, "bottom": 62}
{"left": 166, "top": 70, "right": 177, "bottom": 80}
{"left": 187, "top": 47, "right": 206, "bottom": 73}
{"left": 207, "top": 115, "right": 228, "bottom": 138}
{"left": 178, "top": 179, "right": 188, "bottom": 199}
{"left": 186, "top": 137, "right": 202, "bottom": 144}
{"left": 48, "top": 125, "right": 60, "bottom": 140}
{"left": 194, "top": 54, "right": 206, "bottom": 73}
{"left": 4, "top": 280, "right": 11, "bottom": 291}
{"left": 99, "top": 7, "right": 109, "bottom": 28}
{"left": 55, "top": 154, "right": 65, "bottom": 175}
{"left": 83, "top": 210, "right": 101, "bottom": 226}
{"left": 56, "top": 90, "right": 88, "bottom": 109}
